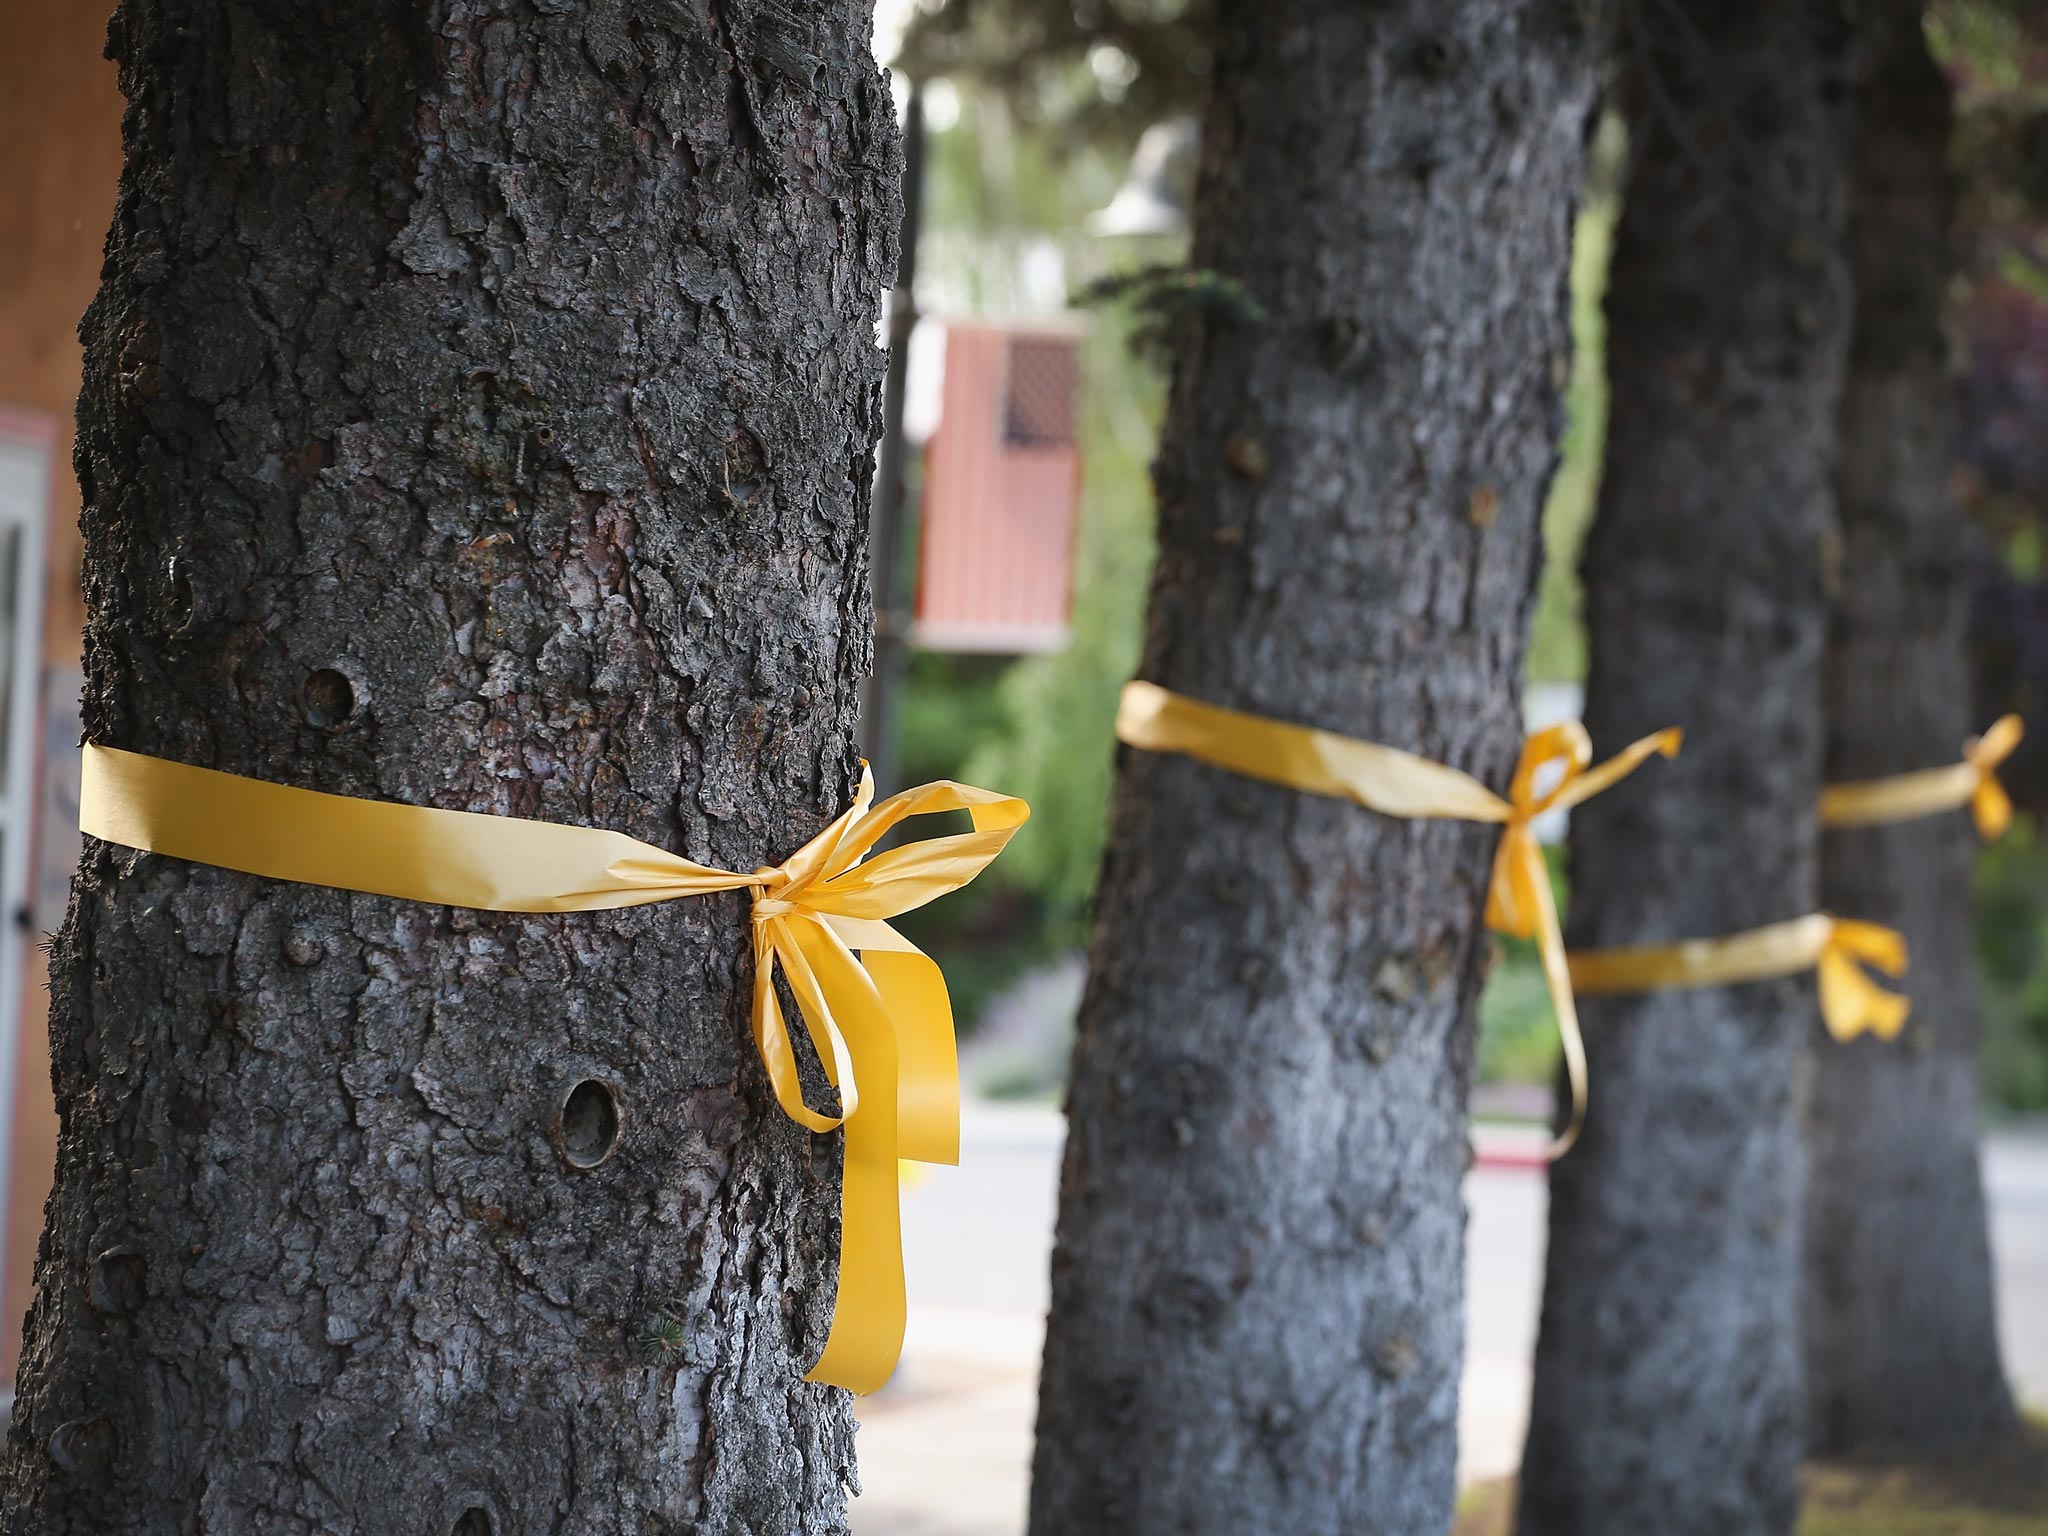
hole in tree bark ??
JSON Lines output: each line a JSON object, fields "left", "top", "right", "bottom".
{"left": 452, "top": 1510, "right": 492, "bottom": 1536}
{"left": 88, "top": 1247, "right": 147, "bottom": 1314}
{"left": 302, "top": 668, "right": 357, "bottom": 728}
{"left": 556, "top": 1078, "right": 621, "bottom": 1170}
{"left": 165, "top": 556, "right": 195, "bottom": 630}
{"left": 723, "top": 425, "right": 767, "bottom": 505}
{"left": 47, "top": 1418, "right": 116, "bottom": 1475}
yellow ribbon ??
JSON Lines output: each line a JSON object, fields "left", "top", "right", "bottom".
{"left": 78, "top": 743, "right": 1027, "bottom": 1395}
{"left": 1567, "top": 913, "right": 1911, "bottom": 1042}
{"left": 1819, "top": 715, "right": 2023, "bottom": 840}
{"left": 1115, "top": 681, "right": 1681, "bottom": 1156}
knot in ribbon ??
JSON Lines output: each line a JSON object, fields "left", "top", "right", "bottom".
{"left": 1965, "top": 715, "right": 2024, "bottom": 840}
{"left": 1816, "top": 916, "right": 1912, "bottom": 1042}
{"left": 76, "top": 744, "right": 1027, "bottom": 1395}
{"left": 1479, "top": 723, "right": 1683, "bottom": 1157}
{"left": 1482, "top": 722, "right": 1681, "bottom": 940}
{"left": 737, "top": 767, "right": 1032, "bottom": 1155}
{"left": 1819, "top": 714, "right": 2024, "bottom": 841}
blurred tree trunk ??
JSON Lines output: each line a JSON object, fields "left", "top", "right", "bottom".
{"left": 2, "top": 2, "right": 896, "bottom": 1532}
{"left": 1803, "top": 0, "right": 2016, "bottom": 1456}
{"left": 1517, "top": 4, "right": 1853, "bottom": 1535}
{"left": 1027, "top": 4, "right": 1600, "bottom": 1532}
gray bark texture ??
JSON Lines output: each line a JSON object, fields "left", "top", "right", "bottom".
{"left": 1516, "top": 4, "right": 1855, "bottom": 1534}
{"left": 1027, "top": 3, "right": 1600, "bottom": 1532}
{"left": 1803, "top": 0, "right": 2016, "bottom": 1458}
{"left": 3, "top": 2, "right": 898, "bottom": 1532}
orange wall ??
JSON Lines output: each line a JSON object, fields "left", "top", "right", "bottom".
{"left": 0, "top": 0, "right": 121, "bottom": 1382}
{"left": 1, "top": 1, "right": 110, "bottom": 653}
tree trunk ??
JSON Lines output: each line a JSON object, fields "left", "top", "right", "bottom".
{"left": 3, "top": 3, "right": 898, "bottom": 1532}
{"left": 1517, "top": 5, "right": 1853, "bottom": 1534}
{"left": 1803, "top": 0, "right": 2017, "bottom": 1457}
{"left": 1027, "top": 4, "right": 1599, "bottom": 1532}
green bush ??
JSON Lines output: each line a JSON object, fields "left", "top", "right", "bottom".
{"left": 1975, "top": 815, "right": 2048, "bottom": 1111}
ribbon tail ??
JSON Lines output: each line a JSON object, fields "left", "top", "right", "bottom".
{"left": 788, "top": 918, "right": 907, "bottom": 1396}
{"left": 767, "top": 918, "right": 859, "bottom": 1125}
{"left": 823, "top": 915, "right": 959, "bottom": 1167}
{"left": 753, "top": 923, "right": 844, "bottom": 1136}
{"left": 1522, "top": 846, "right": 1587, "bottom": 1159}
{"left": 1816, "top": 946, "right": 1912, "bottom": 1043}
{"left": 1974, "top": 777, "right": 2013, "bottom": 842}
{"left": 1484, "top": 830, "right": 1541, "bottom": 941}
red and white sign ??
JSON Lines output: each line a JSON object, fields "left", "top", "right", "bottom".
{"left": 913, "top": 321, "right": 1083, "bottom": 653}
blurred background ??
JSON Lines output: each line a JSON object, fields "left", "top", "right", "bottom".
{"left": 859, "top": 1, "right": 2048, "bottom": 1133}
{"left": 848, "top": 6, "right": 2048, "bottom": 1529}
{"left": 1, "top": 2, "right": 2045, "bottom": 1531}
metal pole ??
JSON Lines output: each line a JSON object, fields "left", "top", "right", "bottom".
{"left": 862, "top": 79, "right": 925, "bottom": 796}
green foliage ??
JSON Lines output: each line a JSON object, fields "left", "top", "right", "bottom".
{"left": 636, "top": 1309, "right": 687, "bottom": 1365}
{"left": 919, "top": 83, "right": 1121, "bottom": 291}
{"left": 957, "top": 313, "right": 1162, "bottom": 943}
{"left": 898, "top": 0, "right": 1213, "bottom": 147}
{"left": 1525, "top": 197, "right": 1614, "bottom": 684}
{"left": 1929, "top": 1, "right": 2042, "bottom": 101}
{"left": 1075, "top": 263, "right": 1267, "bottom": 362}
{"left": 1974, "top": 815, "right": 2048, "bottom": 1110}
{"left": 880, "top": 67, "right": 1171, "bottom": 1034}
{"left": 1475, "top": 846, "right": 1570, "bottom": 1100}
{"left": 1478, "top": 937, "right": 1562, "bottom": 1090}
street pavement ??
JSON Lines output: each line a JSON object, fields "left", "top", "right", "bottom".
{"left": 851, "top": 1105, "right": 2048, "bottom": 1536}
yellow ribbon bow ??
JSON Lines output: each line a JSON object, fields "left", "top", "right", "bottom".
{"left": 1819, "top": 714, "right": 2023, "bottom": 840}
{"left": 78, "top": 743, "right": 1028, "bottom": 1395}
{"left": 1115, "top": 681, "right": 1681, "bottom": 1156}
{"left": 1482, "top": 723, "right": 1684, "bottom": 1154}
{"left": 1568, "top": 912, "right": 1911, "bottom": 1043}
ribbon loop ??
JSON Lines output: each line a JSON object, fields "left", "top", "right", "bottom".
{"left": 1505, "top": 722, "right": 1594, "bottom": 821}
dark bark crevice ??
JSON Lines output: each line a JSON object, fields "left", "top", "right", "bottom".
{"left": 5, "top": 2, "right": 898, "bottom": 1531}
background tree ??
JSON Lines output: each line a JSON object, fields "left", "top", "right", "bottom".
{"left": 1804, "top": 0, "right": 2018, "bottom": 1458}
{"left": 1517, "top": 4, "right": 1853, "bottom": 1534}
{"left": 2, "top": 2, "right": 898, "bottom": 1531}
{"left": 1027, "top": 3, "right": 1601, "bottom": 1532}
{"left": 1946, "top": 0, "right": 2048, "bottom": 1110}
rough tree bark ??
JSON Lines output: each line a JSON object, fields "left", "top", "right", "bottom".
{"left": 1803, "top": 0, "right": 2016, "bottom": 1457}
{"left": 3, "top": 2, "right": 898, "bottom": 1532}
{"left": 1517, "top": 5, "right": 1854, "bottom": 1535}
{"left": 1027, "top": 4, "right": 1600, "bottom": 1532}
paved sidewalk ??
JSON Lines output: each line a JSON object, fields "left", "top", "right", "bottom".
{"left": 851, "top": 1106, "right": 2048, "bottom": 1536}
